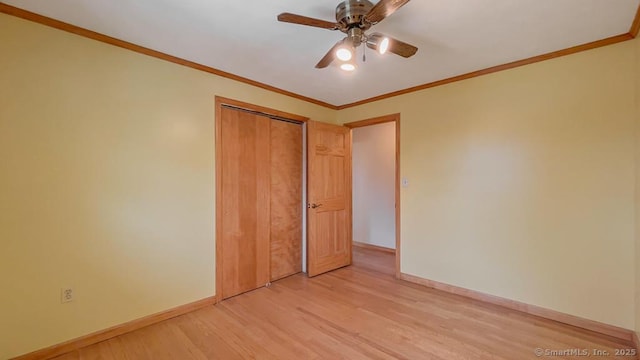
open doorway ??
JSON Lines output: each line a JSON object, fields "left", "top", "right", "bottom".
{"left": 345, "top": 114, "right": 400, "bottom": 278}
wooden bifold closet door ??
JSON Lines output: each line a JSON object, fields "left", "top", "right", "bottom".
{"left": 270, "top": 120, "right": 302, "bottom": 281}
{"left": 218, "top": 106, "right": 302, "bottom": 300}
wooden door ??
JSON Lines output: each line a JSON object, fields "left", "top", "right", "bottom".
{"left": 219, "top": 107, "right": 270, "bottom": 299}
{"left": 307, "top": 120, "right": 352, "bottom": 277}
{"left": 270, "top": 120, "right": 302, "bottom": 281}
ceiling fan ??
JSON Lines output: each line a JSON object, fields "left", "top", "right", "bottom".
{"left": 277, "top": 0, "right": 418, "bottom": 71}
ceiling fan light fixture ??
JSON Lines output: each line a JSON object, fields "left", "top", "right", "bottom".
{"left": 336, "top": 46, "right": 353, "bottom": 61}
{"left": 366, "top": 33, "right": 390, "bottom": 55}
{"left": 340, "top": 62, "right": 356, "bottom": 72}
{"left": 378, "top": 37, "right": 389, "bottom": 55}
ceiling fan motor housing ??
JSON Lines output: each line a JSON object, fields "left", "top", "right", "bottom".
{"left": 336, "top": 0, "right": 374, "bottom": 31}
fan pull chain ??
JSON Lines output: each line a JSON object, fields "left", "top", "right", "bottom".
{"left": 363, "top": 41, "right": 366, "bottom": 62}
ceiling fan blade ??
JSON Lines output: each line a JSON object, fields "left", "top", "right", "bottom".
{"left": 316, "top": 40, "right": 344, "bottom": 69}
{"left": 365, "top": 0, "right": 410, "bottom": 24}
{"left": 379, "top": 33, "right": 418, "bottom": 58}
{"left": 277, "top": 13, "right": 339, "bottom": 30}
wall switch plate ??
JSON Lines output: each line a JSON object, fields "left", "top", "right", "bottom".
{"left": 402, "top": 177, "right": 409, "bottom": 188}
{"left": 61, "top": 288, "right": 74, "bottom": 303}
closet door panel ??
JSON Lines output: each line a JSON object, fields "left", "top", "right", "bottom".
{"left": 270, "top": 121, "right": 303, "bottom": 281}
{"left": 220, "top": 107, "right": 270, "bottom": 299}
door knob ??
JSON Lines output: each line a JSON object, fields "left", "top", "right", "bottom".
{"left": 308, "top": 203, "right": 322, "bottom": 209}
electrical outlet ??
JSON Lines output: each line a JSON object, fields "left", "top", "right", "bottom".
{"left": 61, "top": 288, "right": 74, "bottom": 303}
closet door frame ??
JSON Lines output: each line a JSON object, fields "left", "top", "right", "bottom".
{"left": 215, "top": 96, "right": 308, "bottom": 303}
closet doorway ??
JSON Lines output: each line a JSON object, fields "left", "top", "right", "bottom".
{"left": 215, "top": 97, "right": 306, "bottom": 301}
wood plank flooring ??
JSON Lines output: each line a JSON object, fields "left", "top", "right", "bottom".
{"left": 53, "top": 247, "right": 636, "bottom": 359}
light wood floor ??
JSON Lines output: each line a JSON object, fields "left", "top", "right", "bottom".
{"left": 54, "top": 247, "right": 635, "bottom": 360}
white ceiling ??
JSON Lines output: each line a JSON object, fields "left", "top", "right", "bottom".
{"left": 4, "top": 0, "right": 639, "bottom": 106}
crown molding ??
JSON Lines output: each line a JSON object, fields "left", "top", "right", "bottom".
{"left": 2, "top": 2, "right": 639, "bottom": 111}
{"left": 337, "top": 32, "right": 635, "bottom": 109}
{"left": 0, "top": 3, "right": 339, "bottom": 110}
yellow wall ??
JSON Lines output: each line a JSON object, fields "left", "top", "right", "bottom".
{"left": 0, "top": 14, "right": 335, "bottom": 359}
{"left": 338, "top": 38, "right": 638, "bottom": 330}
